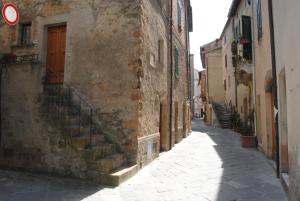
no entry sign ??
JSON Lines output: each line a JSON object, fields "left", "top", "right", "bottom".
{"left": 1, "top": 3, "right": 19, "bottom": 26}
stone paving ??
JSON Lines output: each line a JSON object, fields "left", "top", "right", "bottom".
{"left": 0, "top": 120, "right": 287, "bottom": 201}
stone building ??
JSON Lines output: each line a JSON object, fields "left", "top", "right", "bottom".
{"left": 220, "top": 18, "right": 237, "bottom": 113}
{"left": 0, "top": 0, "right": 192, "bottom": 185}
{"left": 272, "top": 0, "right": 300, "bottom": 200}
{"left": 200, "top": 39, "right": 225, "bottom": 127}
{"left": 251, "top": 0, "right": 276, "bottom": 161}
{"left": 199, "top": 70, "right": 207, "bottom": 118}
{"left": 227, "top": 0, "right": 254, "bottom": 123}
{"left": 193, "top": 69, "right": 201, "bottom": 118}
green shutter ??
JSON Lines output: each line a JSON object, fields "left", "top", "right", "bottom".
{"left": 177, "top": 0, "right": 182, "bottom": 31}
{"left": 175, "top": 48, "right": 179, "bottom": 77}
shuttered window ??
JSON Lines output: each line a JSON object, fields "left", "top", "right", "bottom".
{"left": 256, "top": 0, "right": 263, "bottom": 40}
{"left": 177, "top": 0, "right": 182, "bottom": 32}
{"left": 175, "top": 47, "right": 179, "bottom": 78}
{"left": 242, "top": 15, "right": 252, "bottom": 60}
{"left": 20, "top": 23, "right": 32, "bottom": 45}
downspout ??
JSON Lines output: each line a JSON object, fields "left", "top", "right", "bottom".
{"left": 169, "top": 0, "right": 173, "bottom": 149}
{"left": 268, "top": 0, "right": 280, "bottom": 178}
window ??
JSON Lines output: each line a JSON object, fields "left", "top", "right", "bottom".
{"left": 177, "top": 0, "right": 182, "bottom": 32}
{"left": 224, "top": 80, "right": 227, "bottom": 90}
{"left": 242, "top": 15, "right": 253, "bottom": 60}
{"left": 175, "top": 47, "right": 180, "bottom": 77}
{"left": 256, "top": 0, "right": 263, "bottom": 40}
{"left": 20, "top": 23, "right": 32, "bottom": 45}
{"left": 158, "top": 39, "right": 164, "bottom": 64}
{"left": 225, "top": 55, "right": 227, "bottom": 68}
{"left": 228, "top": 76, "right": 231, "bottom": 88}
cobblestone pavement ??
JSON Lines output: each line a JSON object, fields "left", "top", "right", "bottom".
{"left": 0, "top": 120, "right": 287, "bottom": 201}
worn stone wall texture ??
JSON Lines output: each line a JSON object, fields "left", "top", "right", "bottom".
{"left": 0, "top": 63, "right": 89, "bottom": 178}
{"left": 0, "top": 0, "right": 190, "bottom": 177}
{"left": 273, "top": 0, "right": 300, "bottom": 200}
{"left": 0, "top": 0, "right": 143, "bottom": 164}
{"left": 137, "top": 0, "right": 169, "bottom": 166}
{"left": 171, "top": 0, "right": 189, "bottom": 141}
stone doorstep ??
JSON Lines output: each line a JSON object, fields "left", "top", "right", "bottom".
{"left": 99, "top": 164, "right": 139, "bottom": 186}
{"left": 281, "top": 173, "right": 290, "bottom": 193}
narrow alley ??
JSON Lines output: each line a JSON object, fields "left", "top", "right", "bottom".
{"left": 0, "top": 121, "right": 287, "bottom": 201}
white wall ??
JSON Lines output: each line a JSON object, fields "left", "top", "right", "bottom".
{"left": 273, "top": 0, "right": 300, "bottom": 200}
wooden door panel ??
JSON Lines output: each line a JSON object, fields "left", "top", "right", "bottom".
{"left": 46, "top": 25, "right": 66, "bottom": 83}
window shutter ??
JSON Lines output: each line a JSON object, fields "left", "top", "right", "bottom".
{"left": 242, "top": 15, "right": 253, "bottom": 60}
{"left": 177, "top": 0, "right": 182, "bottom": 32}
{"left": 256, "top": 0, "right": 263, "bottom": 39}
{"left": 175, "top": 48, "right": 179, "bottom": 77}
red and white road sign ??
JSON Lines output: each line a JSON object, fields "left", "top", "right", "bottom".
{"left": 2, "top": 3, "right": 19, "bottom": 26}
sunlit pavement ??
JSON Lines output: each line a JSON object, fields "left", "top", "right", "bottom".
{"left": 0, "top": 120, "right": 287, "bottom": 201}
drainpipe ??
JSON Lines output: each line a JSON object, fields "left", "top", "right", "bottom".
{"left": 169, "top": 0, "right": 173, "bottom": 150}
{"left": 268, "top": 0, "right": 280, "bottom": 178}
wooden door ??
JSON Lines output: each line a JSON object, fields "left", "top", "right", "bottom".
{"left": 46, "top": 25, "right": 66, "bottom": 83}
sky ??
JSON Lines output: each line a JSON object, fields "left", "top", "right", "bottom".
{"left": 190, "top": 0, "right": 233, "bottom": 71}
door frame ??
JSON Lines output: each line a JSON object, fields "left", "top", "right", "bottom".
{"left": 38, "top": 19, "right": 68, "bottom": 81}
{"left": 45, "top": 24, "right": 67, "bottom": 83}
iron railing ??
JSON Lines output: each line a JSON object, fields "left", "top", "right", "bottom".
{"left": 43, "top": 74, "right": 98, "bottom": 147}
{"left": 0, "top": 54, "right": 39, "bottom": 65}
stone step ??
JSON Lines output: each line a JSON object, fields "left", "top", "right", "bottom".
{"left": 94, "top": 154, "right": 126, "bottom": 174}
{"left": 91, "top": 135, "right": 106, "bottom": 146}
{"left": 65, "top": 126, "right": 92, "bottom": 137}
{"left": 71, "top": 135, "right": 106, "bottom": 150}
{"left": 101, "top": 164, "right": 139, "bottom": 186}
{"left": 85, "top": 144, "right": 116, "bottom": 160}
{"left": 71, "top": 136, "right": 91, "bottom": 150}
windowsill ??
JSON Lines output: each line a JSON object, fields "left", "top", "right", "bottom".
{"left": 11, "top": 43, "right": 35, "bottom": 48}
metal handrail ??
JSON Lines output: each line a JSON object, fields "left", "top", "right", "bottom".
{"left": 0, "top": 54, "right": 39, "bottom": 65}
{"left": 43, "top": 72, "right": 97, "bottom": 147}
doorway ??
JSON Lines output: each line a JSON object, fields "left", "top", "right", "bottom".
{"left": 46, "top": 25, "right": 67, "bottom": 83}
{"left": 278, "top": 69, "right": 289, "bottom": 173}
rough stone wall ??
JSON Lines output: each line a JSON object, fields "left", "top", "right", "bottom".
{"left": 171, "top": 0, "right": 189, "bottom": 142}
{"left": 137, "top": 0, "right": 168, "bottom": 167}
{"left": 0, "top": 63, "right": 89, "bottom": 178}
{"left": 0, "top": 0, "right": 143, "bottom": 164}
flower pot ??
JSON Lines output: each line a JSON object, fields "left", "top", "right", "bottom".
{"left": 241, "top": 136, "right": 257, "bottom": 148}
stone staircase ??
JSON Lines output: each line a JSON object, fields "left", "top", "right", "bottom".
{"left": 212, "top": 102, "right": 232, "bottom": 129}
{"left": 43, "top": 83, "right": 137, "bottom": 185}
